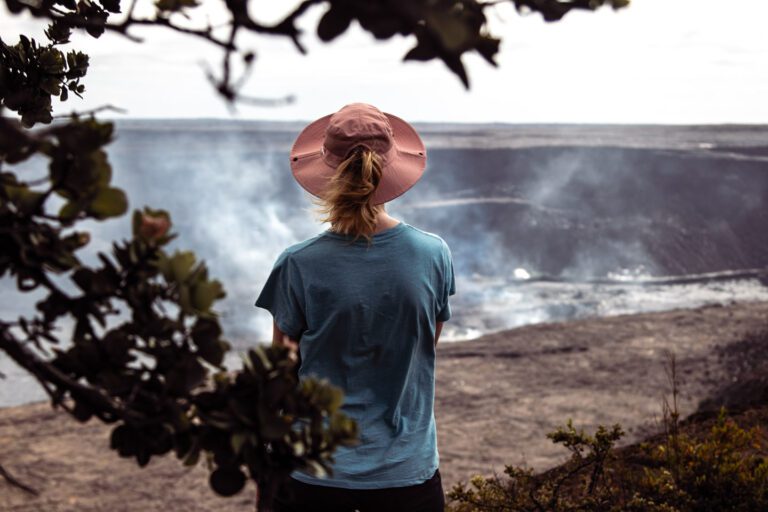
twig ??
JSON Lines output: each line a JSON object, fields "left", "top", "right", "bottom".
{"left": 52, "top": 104, "right": 128, "bottom": 119}
{"left": 0, "top": 463, "right": 40, "bottom": 495}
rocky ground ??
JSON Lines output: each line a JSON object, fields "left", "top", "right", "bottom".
{"left": 1, "top": 300, "right": 767, "bottom": 511}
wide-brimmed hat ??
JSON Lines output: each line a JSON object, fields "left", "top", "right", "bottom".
{"left": 289, "top": 103, "right": 427, "bottom": 205}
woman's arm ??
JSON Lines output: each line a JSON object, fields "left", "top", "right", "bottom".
{"left": 272, "top": 320, "right": 299, "bottom": 353}
{"left": 435, "top": 321, "right": 444, "bottom": 347}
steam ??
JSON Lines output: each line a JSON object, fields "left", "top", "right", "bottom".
{"left": 2, "top": 122, "right": 767, "bottom": 350}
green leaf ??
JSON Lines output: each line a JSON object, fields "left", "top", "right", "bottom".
{"left": 170, "top": 251, "right": 196, "bottom": 282}
{"left": 14, "top": 189, "right": 45, "bottom": 215}
{"left": 89, "top": 186, "right": 128, "bottom": 219}
{"left": 230, "top": 432, "right": 247, "bottom": 455}
{"left": 178, "top": 283, "right": 194, "bottom": 315}
{"left": 59, "top": 200, "right": 82, "bottom": 221}
{"left": 191, "top": 279, "right": 225, "bottom": 311}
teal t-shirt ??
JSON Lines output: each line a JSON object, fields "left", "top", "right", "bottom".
{"left": 254, "top": 221, "right": 456, "bottom": 489}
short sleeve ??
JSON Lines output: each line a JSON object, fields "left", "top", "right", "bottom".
{"left": 254, "top": 250, "right": 307, "bottom": 339}
{"left": 436, "top": 241, "right": 456, "bottom": 322}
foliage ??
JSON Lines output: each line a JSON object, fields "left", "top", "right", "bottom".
{"left": 0, "top": 113, "right": 357, "bottom": 510}
{"left": 447, "top": 421, "right": 626, "bottom": 511}
{"left": 627, "top": 408, "right": 768, "bottom": 512}
{"left": 1, "top": 0, "right": 630, "bottom": 114}
{"left": 446, "top": 357, "right": 768, "bottom": 512}
{"left": 0, "top": 35, "right": 88, "bottom": 127}
{"left": 447, "top": 413, "right": 768, "bottom": 512}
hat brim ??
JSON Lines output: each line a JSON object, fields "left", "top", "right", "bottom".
{"left": 289, "top": 112, "right": 427, "bottom": 205}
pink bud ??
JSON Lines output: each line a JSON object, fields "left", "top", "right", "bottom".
{"left": 139, "top": 214, "right": 170, "bottom": 241}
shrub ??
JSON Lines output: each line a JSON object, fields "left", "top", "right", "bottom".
{"left": 447, "top": 353, "right": 768, "bottom": 512}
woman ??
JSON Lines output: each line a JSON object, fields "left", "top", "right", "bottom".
{"left": 255, "top": 103, "right": 456, "bottom": 512}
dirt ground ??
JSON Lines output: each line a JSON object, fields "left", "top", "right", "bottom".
{"left": 1, "top": 301, "right": 766, "bottom": 511}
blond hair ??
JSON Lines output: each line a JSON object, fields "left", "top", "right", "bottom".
{"left": 314, "top": 147, "right": 384, "bottom": 245}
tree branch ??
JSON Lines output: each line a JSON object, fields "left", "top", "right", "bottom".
{"left": 0, "top": 463, "right": 39, "bottom": 496}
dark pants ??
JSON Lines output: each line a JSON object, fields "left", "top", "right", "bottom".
{"left": 272, "top": 469, "right": 445, "bottom": 512}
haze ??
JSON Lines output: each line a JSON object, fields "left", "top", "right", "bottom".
{"left": 1, "top": 0, "right": 767, "bottom": 123}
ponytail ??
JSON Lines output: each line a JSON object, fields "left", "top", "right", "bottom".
{"left": 315, "top": 147, "right": 383, "bottom": 245}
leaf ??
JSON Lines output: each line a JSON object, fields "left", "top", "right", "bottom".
{"left": 59, "top": 200, "right": 81, "bottom": 222}
{"left": 366, "top": 16, "right": 405, "bottom": 40}
{"left": 102, "top": 329, "right": 134, "bottom": 364}
{"left": 89, "top": 186, "right": 128, "bottom": 219}
{"left": 83, "top": 9, "right": 109, "bottom": 38}
{"left": 65, "top": 51, "right": 90, "bottom": 79}
{"left": 99, "top": 0, "right": 122, "bottom": 14}
{"left": 178, "top": 284, "right": 194, "bottom": 315}
{"left": 191, "top": 280, "right": 225, "bottom": 311}
{"left": 38, "top": 48, "right": 65, "bottom": 74}
{"left": 155, "top": 0, "right": 199, "bottom": 12}
{"left": 230, "top": 432, "right": 247, "bottom": 455}
{"left": 45, "top": 21, "right": 72, "bottom": 44}
{"left": 72, "top": 268, "right": 95, "bottom": 292}
{"left": 136, "top": 448, "right": 151, "bottom": 467}
{"left": 475, "top": 36, "right": 500, "bottom": 66}
{"left": 442, "top": 54, "right": 469, "bottom": 89}
{"left": 209, "top": 467, "right": 246, "bottom": 497}
{"left": 170, "top": 251, "right": 196, "bottom": 282}
{"left": 166, "top": 354, "right": 207, "bottom": 395}
{"left": 21, "top": 108, "right": 53, "bottom": 128}
{"left": 191, "top": 317, "right": 222, "bottom": 345}
{"left": 40, "top": 78, "right": 61, "bottom": 96}
{"left": 192, "top": 318, "right": 226, "bottom": 365}
{"left": 6, "top": 0, "right": 25, "bottom": 13}
{"left": 316, "top": 6, "right": 352, "bottom": 42}
{"left": 15, "top": 189, "right": 45, "bottom": 215}
{"left": 182, "top": 441, "right": 201, "bottom": 466}
{"left": 259, "top": 412, "right": 290, "bottom": 441}
{"left": 404, "top": 39, "right": 438, "bottom": 62}
{"left": 425, "top": 10, "right": 474, "bottom": 53}
{"left": 110, "top": 424, "right": 139, "bottom": 457}
{"left": 72, "top": 400, "right": 93, "bottom": 422}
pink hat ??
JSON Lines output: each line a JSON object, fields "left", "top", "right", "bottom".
{"left": 289, "top": 103, "right": 427, "bottom": 205}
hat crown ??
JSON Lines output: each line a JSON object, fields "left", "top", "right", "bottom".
{"left": 324, "top": 103, "right": 394, "bottom": 158}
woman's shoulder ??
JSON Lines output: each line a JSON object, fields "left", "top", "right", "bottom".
{"left": 401, "top": 223, "right": 451, "bottom": 252}
{"left": 274, "top": 233, "right": 327, "bottom": 265}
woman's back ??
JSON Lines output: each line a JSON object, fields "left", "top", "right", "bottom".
{"left": 257, "top": 102, "right": 453, "bottom": 510}
{"left": 256, "top": 220, "right": 455, "bottom": 488}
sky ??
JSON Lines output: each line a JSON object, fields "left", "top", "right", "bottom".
{"left": 2, "top": 0, "right": 768, "bottom": 124}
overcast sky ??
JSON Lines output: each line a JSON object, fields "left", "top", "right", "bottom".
{"left": 2, "top": 0, "right": 767, "bottom": 124}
